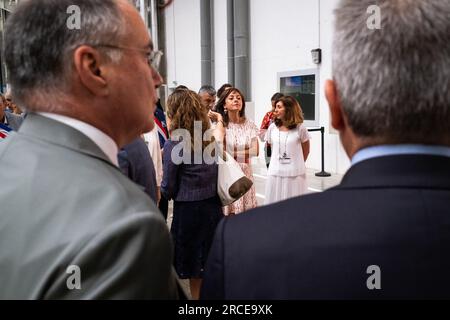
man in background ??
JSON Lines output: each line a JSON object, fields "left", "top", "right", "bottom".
{"left": 198, "top": 85, "right": 217, "bottom": 111}
{"left": 1, "top": 94, "right": 23, "bottom": 131}
{"left": 5, "top": 89, "right": 24, "bottom": 115}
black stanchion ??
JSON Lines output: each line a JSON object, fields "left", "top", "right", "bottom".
{"left": 307, "top": 126, "right": 331, "bottom": 177}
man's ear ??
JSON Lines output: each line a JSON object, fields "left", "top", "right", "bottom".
{"left": 73, "top": 46, "right": 109, "bottom": 96}
{"left": 325, "top": 79, "right": 345, "bottom": 131}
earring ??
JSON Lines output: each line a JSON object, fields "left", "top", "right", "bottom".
{"left": 224, "top": 108, "right": 228, "bottom": 114}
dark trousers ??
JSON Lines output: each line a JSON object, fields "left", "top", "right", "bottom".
{"left": 265, "top": 143, "right": 272, "bottom": 168}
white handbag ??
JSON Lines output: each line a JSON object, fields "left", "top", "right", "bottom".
{"left": 217, "top": 150, "right": 253, "bottom": 206}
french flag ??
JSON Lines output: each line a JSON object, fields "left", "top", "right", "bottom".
{"left": 0, "top": 123, "right": 12, "bottom": 140}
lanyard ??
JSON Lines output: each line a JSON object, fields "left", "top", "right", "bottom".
{"left": 278, "top": 129, "right": 289, "bottom": 158}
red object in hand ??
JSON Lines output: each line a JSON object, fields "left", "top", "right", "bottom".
{"left": 260, "top": 111, "right": 274, "bottom": 130}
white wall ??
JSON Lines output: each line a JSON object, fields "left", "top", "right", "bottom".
{"left": 250, "top": 0, "right": 319, "bottom": 124}
{"left": 318, "top": 0, "right": 350, "bottom": 174}
{"left": 213, "top": 0, "right": 228, "bottom": 88}
{"left": 164, "top": 0, "right": 351, "bottom": 174}
{"left": 164, "top": 0, "right": 201, "bottom": 90}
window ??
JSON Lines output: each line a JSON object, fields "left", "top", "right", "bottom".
{"left": 278, "top": 69, "right": 320, "bottom": 127}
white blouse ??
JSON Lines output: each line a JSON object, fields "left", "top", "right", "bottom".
{"left": 265, "top": 123, "right": 311, "bottom": 177}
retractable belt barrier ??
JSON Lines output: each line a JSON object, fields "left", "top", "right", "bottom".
{"left": 307, "top": 127, "right": 331, "bottom": 177}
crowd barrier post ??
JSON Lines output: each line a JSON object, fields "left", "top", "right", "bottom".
{"left": 307, "top": 126, "right": 331, "bottom": 177}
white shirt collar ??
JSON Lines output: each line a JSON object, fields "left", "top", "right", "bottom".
{"left": 37, "top": 112, "right": 119, "bottom": 167}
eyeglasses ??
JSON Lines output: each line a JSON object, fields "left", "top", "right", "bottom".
{"left": 95, "top": 44, "right": 163, "bottom": 70}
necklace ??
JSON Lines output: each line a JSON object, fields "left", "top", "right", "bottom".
{"left": 278, "top": 128, "right": 289, "bottom": 159}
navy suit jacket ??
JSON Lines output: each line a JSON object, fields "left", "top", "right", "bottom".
{"left": 118, "top": 137, "right": 158, "bottom": 203}
{"left": 201, "top": 154, "right": 450, "bottom": 299}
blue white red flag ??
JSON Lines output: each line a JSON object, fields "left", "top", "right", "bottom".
{"left": 0, "top": 123, "right": 12, "bottom": 140}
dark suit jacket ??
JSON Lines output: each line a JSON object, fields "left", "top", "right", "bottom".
{"left": 201, "top": 154, "right": 450, "bottom": 299}
{"left": 0, "top": 114, "right": 178, "bottom": 299}
{"left": 119, "top": 137, "right": 158, "bottom": 203}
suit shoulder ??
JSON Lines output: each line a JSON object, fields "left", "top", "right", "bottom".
{"left": 5, "top": 132, "right": 160, "bottom": 224}
{"left": 41, "top": 212, "right": 175, "bottom": 299}
{"left": 229, "top": 190, "right": 339, "bottom": 226}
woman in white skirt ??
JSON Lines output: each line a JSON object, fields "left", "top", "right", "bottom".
{"left": 264, "top": 95, "right": 311, "bottom": 205}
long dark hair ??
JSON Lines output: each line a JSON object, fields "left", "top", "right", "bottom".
{"left": 217, "top": 83, "right": 233, "bottom": 98}
{"left": 215, "top": 87, "right": 246, "bottom": 126}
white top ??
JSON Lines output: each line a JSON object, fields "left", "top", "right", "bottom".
{"left": 144, "top": 126, "right": 163, "bottom": 186}
{"left": 265, "top": 123, "right": 311, "bottom": 177}
{"left": 38, "top": 112, "right": 119, "bottom": 167}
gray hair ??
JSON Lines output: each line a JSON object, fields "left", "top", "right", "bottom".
{"left": 333, "top": 0, "right": 450, "bottom": 144}
{"left": 5, "top": 0, "right": 128, "bottom": 110}
{"left": 198, "top": 85, "right": 217, "bottom": 96}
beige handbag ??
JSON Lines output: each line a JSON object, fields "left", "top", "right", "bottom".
{"left": 217, "top": 150, "right": 253, "bottom": 206}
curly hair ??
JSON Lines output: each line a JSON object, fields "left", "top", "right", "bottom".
{"left": 166, "top": 89, "right": 213, "bottom": 151}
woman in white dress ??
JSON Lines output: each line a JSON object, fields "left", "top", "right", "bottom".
{"left": 264, "top": 95, "right": 311, "bottom": 205}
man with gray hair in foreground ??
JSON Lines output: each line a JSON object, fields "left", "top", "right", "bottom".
{"left": 202, "top": 0, "right": 450, "bottom": 299}
{"left": 0, "top": 0, "right": 178, "bottom": 299}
